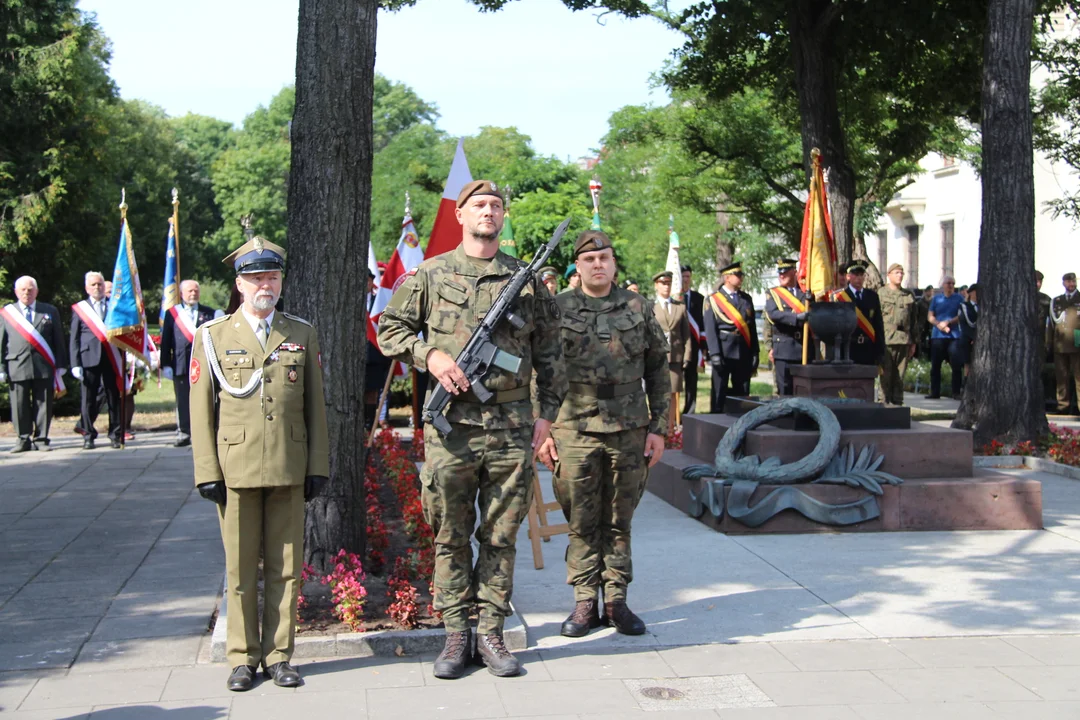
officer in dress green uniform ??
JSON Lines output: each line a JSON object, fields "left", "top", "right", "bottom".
{"left": 878, "top": 263, "right": 917, "bottom": 405}
{"left": 377, "top": 180, "right": 566, "bottom": 680}
{"left": 1052, "top": 271, "right": 1080, "bottom": 414}
{"left": 537, "top": 230, "right": 669, "bottom": 638}
{"left": 189, "top": 237, "right": 329, "bottom": 692}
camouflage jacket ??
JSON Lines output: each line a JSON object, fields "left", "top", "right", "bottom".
{"left": 1052, "top": 291, "right": 1080, "bottom": 355}
{"left": 878, "top": 286, "right": 916, "bottom": 345}
{"left": 552, "top": 286, "right": 670, "bottom": 435}
{"left": 377, "top": 244, "right": 566, "bottom": 428}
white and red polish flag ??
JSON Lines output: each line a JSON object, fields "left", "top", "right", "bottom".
{"left": 370, "top": 213, "right": 425, "bottom": 345}
{"left": 423, "top": 137, "right": 473, "bottom": 260}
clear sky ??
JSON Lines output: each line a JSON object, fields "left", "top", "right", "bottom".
{"left": 77, "top": 0, "right": 687, "bottom": 161}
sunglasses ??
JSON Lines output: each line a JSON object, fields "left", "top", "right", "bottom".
{"left": 731, "top": 272, "right": 744, "bottom": 278}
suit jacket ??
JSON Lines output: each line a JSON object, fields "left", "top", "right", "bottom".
{"left": 1052, "top": 292, "right": 1080, "bottom": 355}
{"left": 764, "top": 286, "right": 812, "bottom": 361}
{"left": 69, "top": 298, "right": 110, "bottom": 369}
{"left": 836, "top": 287, "right": 886, "bottom": 365}
{"left": 160, "top": 304, "right": 220, "bottom": 376}
{"left": 189, "top": 311, "right": 330, "bottom": 489}
{"left": 0, "top": 302, "right": 67, "bottom": 381}
{"left": 653, "top": 298, "right": 693, "bottom": 367}
{"left": 705, "top": 287, "right": 759, "bottom": 366}
{"left": 682, "top": 289, "right": 705, "bottom": 364}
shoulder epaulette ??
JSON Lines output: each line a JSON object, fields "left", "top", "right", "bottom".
{"left": 202, "top": 314, "right": 230, "bottom": 328}
{"left": 282, "top": 312, "right": 313, "bottom": 327}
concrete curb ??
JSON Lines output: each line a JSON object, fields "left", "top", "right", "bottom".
{"left": 973, "top": 454, "right": 1080, "bottom": 480}
{"left": 210, "top": 577, "right": 527, "bottom": 661}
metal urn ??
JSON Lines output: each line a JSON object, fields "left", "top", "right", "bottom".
{"left": 808, "top": 302, "right": 857, "bottom": 364}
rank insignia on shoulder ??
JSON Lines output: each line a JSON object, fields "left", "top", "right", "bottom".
{"left": 280, "top": 343, "right": 305, "bottom": 352}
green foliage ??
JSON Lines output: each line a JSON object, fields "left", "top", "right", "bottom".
{"left": 1033, "top": 5, "right": 1080, "bottom": 225}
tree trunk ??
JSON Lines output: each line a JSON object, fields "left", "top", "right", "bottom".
{"left": 952, "top": 0, "right": 1046, "bottom": 446}
{"left": 789, "top": 0, "right": 855, "bottom": 267}
{"left": 288, "top": 0, "right": 377, "bottom": 573}
{"left": 852, "top": 233, "right": 883, "bottom": 290}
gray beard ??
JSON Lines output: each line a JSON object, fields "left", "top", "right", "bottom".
{"left": 252, "top": 295, "right": 277, "bottom": 311}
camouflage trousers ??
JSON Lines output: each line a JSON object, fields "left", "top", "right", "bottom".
{"left": 552, "top": 427, "right": 649, "bottom": 603}
{"left": 880, "top": 344, "right": 910, "bottom": 405}
{"left": 421, "top": 423, "right": 533, "bottom": 634}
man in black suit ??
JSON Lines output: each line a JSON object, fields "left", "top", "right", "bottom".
{"left": 70, "top": 271, "right": 122, "bottom": 449}
{"left": 0, "top": 276, "right": 68, "bottom": 451}
{"left": 764, "top": 259, "right": 813, "bottom": 395}
{"left": 160, "top": 280, "right": 222, "bottom": 447}
{"left": 833, "top": 262, "right": 886, "bottom": 366}
{"left": 680, "top": 264, "right": 705, "bottom": 415}
{"left": 705, "top": 261, "right": 759, "bottom": 413}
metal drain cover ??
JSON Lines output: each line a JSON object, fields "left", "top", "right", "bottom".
{"left": 639, "top": 686, "right": 686, "bottom": 701}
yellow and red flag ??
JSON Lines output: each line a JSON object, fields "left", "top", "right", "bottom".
{"left": 797, "top": 148, "right": 838, "bottom": 300}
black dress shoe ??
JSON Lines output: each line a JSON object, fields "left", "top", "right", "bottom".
{"left": 32, "top": 439, "right": 50, "bottom": 451}
{"left": 264, "top": 661, "right": 301, "bottom": 687}
{"left": 924, "top": 394, "right": 940, "bottom": 400}
{"left": 227, "top": 665, "right": 257, "bottom": 692}
{"left": 110, "top": 438, "right": 122, "bottom": 449}
{"left": 82, "top": 438, "right": 95, "bottom": 450}
{"left": 174, "top": 437, "right": 191, "bottom": 447}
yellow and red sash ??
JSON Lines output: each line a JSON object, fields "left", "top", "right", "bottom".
{"left": 769, "top": 286, "right": 808, "bottom": 314}
{"left": 72, "top": 300, "right": 126, "bottom": 394}
{"left": 832, "top": 290, "right": 876, "bottom": 343}
{"left": 709, "top": 292, "right": 753, "bottom": 347}
{"left": 1, "top": 305, "right": 65, "bottom": 394}
{"left": 168, "top": 305, "right": 196, "bottom": 344}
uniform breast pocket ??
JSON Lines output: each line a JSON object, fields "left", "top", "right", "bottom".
{"left": 613, "top": 312, "right": 646, "bottom": 357}
{"left": 430, "top": 280, "right": 469, "bottom": 336}
{"left": 281, "top": 352, "right": 305, "bottom": 389}
{"left": 222, "top": 355, "right": 254, "bottom": 386}
{"left": 560, "top": 315, "right": 589, "bottom": 358}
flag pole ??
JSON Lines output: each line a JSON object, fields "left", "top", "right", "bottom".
{"left": 368, "top": 367, "right": 396, "bottom": 448}
{"left": 119, "top": 188, "right": 128, "bottom": 449}
{"left": 171, "top": 187, "right": 180, "bottom": 282}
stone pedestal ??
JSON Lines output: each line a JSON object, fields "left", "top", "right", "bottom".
{"left": 790, "top": 364, "right": 878, "bottom": 401}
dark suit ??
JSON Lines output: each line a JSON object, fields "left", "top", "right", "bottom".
{"left": 1, "top": 302, "right": 67, "bottom": 444}
{"left": 70, "top": 299, "right": 121, "bottom": 442}
{"left": 160, "top": 303, "right": 219, "bottom": 440}
{"left": 681, "top": 289, "right": 705, "bottom": 414}
{"left": 836, "top": 287, "right": 886, "bottom": 366}
{"left": 764, "top": 286, "right": 813, "bottom": 395}
{"left": 705, "top": 288, "right": 759, "bottom": 413}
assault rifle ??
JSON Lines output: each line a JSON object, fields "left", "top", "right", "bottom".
{"left": 423, "top": 217, "right": 572, "bottom": 436}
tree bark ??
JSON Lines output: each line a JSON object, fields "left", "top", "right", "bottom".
{"left": 288, "top": 0, "right": 377, "bottom": 573}
{"left": 789, "top": 0, "right": 855, "bottom": 267}
{"left": 952, "top": 0, "right": 1047, "bottom": 445}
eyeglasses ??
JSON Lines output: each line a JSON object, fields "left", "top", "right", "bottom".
{"left": 732, "top": 272, "right": 744, "bottom": 278}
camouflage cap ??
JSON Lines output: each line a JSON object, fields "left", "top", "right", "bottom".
{"left": 456, "top": 179, "right": 502, "bottom": 208}
{"left": 223, "top": 237, "right": 286, "bottom": 274}
{"left": 573, "top": 230, "right": 613, "bottom": 258}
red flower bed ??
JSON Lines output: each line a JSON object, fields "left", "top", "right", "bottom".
{"left": 975, "top": 424, "right": 1080, "bottom": 468}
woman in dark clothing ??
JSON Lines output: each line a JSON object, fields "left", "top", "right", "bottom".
{"left": 954, "top": 283, "right": 979, "bottom": 371}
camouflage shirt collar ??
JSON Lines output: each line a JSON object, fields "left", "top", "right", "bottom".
{"left": 572, "top": 284, "right": 627, "bottom": 313}
{"left": 451, "top": 244, "right": 517, "bottom": 279}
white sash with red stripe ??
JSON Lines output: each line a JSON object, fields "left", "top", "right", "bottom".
{"left": 168, "top": 305, "right": 196, "bottom": 344}
{"left": 72, "top": 300, "right": 125, "bottom": 393}
{"left": 1, "top": 305, "right": 65, "bottom": 393}
{"left": 686, "top": 312, "right": 705, "bottom": 368}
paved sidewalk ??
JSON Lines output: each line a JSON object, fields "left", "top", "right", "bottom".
{"left": 4, "top": 437, "right": 1080, "bottom": 717}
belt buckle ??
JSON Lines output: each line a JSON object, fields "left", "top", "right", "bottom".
{"left": 598, "top": 332, "right": 611, "bottom": 342}
{"left": 857, "top": 335, "right": 866, "bottom": 344}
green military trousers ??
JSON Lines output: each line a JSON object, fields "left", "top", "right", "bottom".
{"left": 421, "top": 423, "right": 533, "bottom": 634}
{"left": 880, "top": 344, "right": 910, "bottom": 405}
{"left": 552, "top": 427, "right": 649, "bottom": 603}
{"left": 217, "top": 485, "right": 304, "bottom": 668}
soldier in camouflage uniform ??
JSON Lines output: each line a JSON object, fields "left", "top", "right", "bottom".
{"left": 878, "top": 263, "right": 917, "bottom": 405}
{"left": 377, "top": 180, "right": 566, "bottom": 680}
{"left": 1052, "top": 271, "right": 1080, "bottom": 414}
{"left": 536, "top": 230, "right": 669, "bottom": 639}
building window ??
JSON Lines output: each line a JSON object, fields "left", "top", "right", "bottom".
{"left": 941, "top": 220, "right": 955, "bottom": 281}
{"left": 876, "top": 230, "right": 887, "bottom": 275}
{"left": 942, "top": 155, "right": 956, "bottom": 168}
{"left": 906, "top": 225, "right": 919, "bottom": 289}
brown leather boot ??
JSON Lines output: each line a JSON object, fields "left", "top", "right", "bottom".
{"left": 432, "top": 629, "right": 472, "bottom": 679}
{"left": 476, "top": 631, "right": 521, "bottom": 677}
{"left": 603, "top": 601, "right": 646, "bottom": 635}
{"left": 560, "top": 598, "right": 602, "bottom": 637}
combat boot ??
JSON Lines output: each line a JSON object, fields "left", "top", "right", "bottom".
{"left": 603, "top": 601, "right": 646, "bottom": 635}
{"left": 476, "top": 630, "right": 521, "bottom": 677}
{"left": 560, "top": 598, "right": 602, "bottom": 637}
{"left": 432, "top": 629, "right": 471, "bottom": 680}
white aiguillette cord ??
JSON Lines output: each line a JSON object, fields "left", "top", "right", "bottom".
{"left": 203, "top": 327, "right": 263, "bottom": 399}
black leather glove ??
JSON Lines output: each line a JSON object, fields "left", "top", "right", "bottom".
{"left": 304, "top": 475, "right": 329, "bottom": 502}
{"left": 751, "top": 355, "right": 760, "bottom": 373}
{"left": 197, "top": 481, "right": 227, "bottom": 507}
{"left": 795, "top": 312, "right": 808, "bottom": 322}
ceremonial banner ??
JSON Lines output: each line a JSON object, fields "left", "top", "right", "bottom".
{"left": 589, "top": 178, "right": 602, "bottom": 230}
{"left": 665, "top": 214, "right": 683, "bottom": 298}
{"left": 499, "top": 208, "right": 518, "bottom": 258}
{"left": 797, "top": 148, "right": 838, "bottom": 300}
{"left": 106, "top": 218, "right": 149, "bottom": 364}
{"left": 423, "top": 138, "right": 474, "bottom": 259}
{"left": 159, "top": 218, "right": 179, "bottom": 326}
{"left": 1, "top": 305, "right": 65, "bottom": 393}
